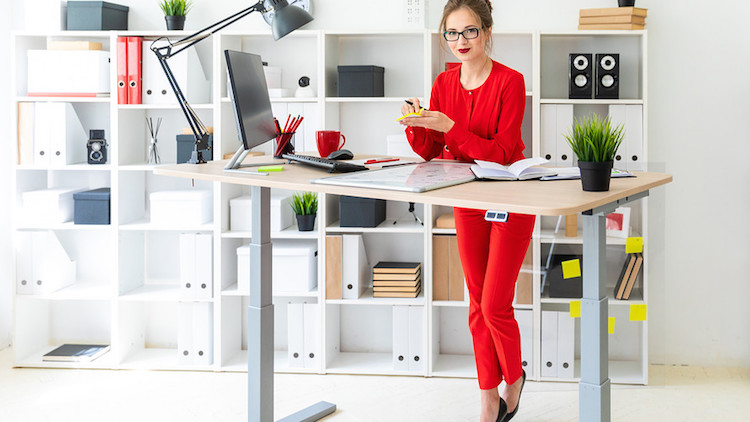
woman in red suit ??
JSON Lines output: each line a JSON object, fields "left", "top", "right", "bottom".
{"left": 399, "top": 1, "right": 531, "bottom": 421}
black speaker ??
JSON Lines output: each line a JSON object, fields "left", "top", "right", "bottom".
{"left": 595, "top": 53, "right": 619, "bottom": 99}
{"left": 568, "top": 53, "right": 592, "bottom": 99}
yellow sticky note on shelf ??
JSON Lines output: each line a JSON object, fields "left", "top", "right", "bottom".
{"left": 630, "top": 304, "right": 648, "bottom": 321}
{"left": 608, "top": 317, "right": 616, "bottom": 334}
{"left": 562, "top": 259, "right": 581, "bottom": 279}
{"left": 570, "top": 300, "right": 581, "bottom": 318}
{"left": 626, "top": 237, "right": 643, "bottom": 254}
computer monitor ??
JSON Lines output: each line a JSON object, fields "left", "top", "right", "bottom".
{"left": 224, "top": 50, "right": 278, "bottom": 171}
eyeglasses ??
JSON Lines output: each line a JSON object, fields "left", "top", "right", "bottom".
{"left": 443, "top": 28, "right": 481, "bottom": 42}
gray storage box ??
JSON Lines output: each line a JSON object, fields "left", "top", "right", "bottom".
{"left": 339, "top": 196, "right": 386, "bottom": 228}
{"left": 177, "top": 134, "right": 213, "bottom": 164}
{"left": 547, "top": 254, "right": 583, "bottom": 298}
{"left": 73, "top": 187, "right": 111, "bottom": 225}
{"left": 337, "top": 65, "right": 385, "bottom": 97}
{"left": 67, "top": 1, "right": 129, "bottom": 31}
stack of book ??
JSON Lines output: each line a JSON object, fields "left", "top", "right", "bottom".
{"left": 614, "top": 253, "right": 644, "bottom": 300}
{"left": 579, "top": 7, "right": 647, "bottom": 30}
{"left": 372, "top": 261, "right": 422, "bottom": 298}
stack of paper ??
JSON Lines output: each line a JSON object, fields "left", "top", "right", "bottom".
{"left": 372, "top": 262, "right": 422, "bottom": 298}
{"left": 579, "top": 7, "right": 647, "bottom": 30}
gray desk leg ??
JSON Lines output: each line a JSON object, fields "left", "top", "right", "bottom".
{"left": 247, "top": 186, "right": 336, "bottom": 422}
{"left": 580, "top": 213, "right": 611, "bottom": 422}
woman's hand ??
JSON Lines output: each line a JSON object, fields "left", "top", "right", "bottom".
{"left": 401, "top": 97, "right": 422, "bottom": 115}
{"left": 399, "top": 109, "right": 455, "bottom": 134}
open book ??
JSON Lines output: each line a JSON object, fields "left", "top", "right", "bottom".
{"left": 471, "top": 157, "right": 557, "bottom": 181}
{"left": 540, "top": 167, "right": 634, "bottom": 181}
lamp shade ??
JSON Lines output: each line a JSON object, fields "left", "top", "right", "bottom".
{"left": 271, "top": 1, "right": 314, "bottom": 40}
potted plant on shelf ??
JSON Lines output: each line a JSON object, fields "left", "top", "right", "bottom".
{"left": 291, "top": 191, "right": 318, "bottom": 231}
{"left": 565, "top": 113, "right": 624, "bottom": 192}
{"left": 159, "top": 0, "right": 193, "bottom": 30}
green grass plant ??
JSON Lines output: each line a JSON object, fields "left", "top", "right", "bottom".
{"left": 565, "top": 113, "right": 624, "bottom": 162}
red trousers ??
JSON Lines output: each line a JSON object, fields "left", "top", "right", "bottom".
{"left": 454, "top": 207, "right": 535, "bottom": 390}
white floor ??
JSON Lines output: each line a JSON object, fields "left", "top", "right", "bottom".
{"left": 1, "top": 347, "right": 748, "bottom": 421}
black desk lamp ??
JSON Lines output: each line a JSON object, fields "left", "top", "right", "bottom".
{"left": 150, "top": 0, "right": 313, "bottom": 164}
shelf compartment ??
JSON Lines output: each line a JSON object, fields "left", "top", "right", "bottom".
{"left": 14, "top": 299, "right": 112, "bottom": 367}
{"left": 431, "top": 354, "right": 477, "bottom": 378}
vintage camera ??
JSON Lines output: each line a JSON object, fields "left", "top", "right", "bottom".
{"left": 87, "top": 130, "right": 108, "bottom": 164}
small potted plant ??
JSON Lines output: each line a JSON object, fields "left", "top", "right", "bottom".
{"left": 565, "top": 113, "right": 624, "bottom": 192}
{"left": 290, "top": 191, "right": 318, "bottom": 231}
{"left": 159, "top": 0, "right": 193, "bottom": 30}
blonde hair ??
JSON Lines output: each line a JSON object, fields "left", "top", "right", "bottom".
{"left": 439, "top": 0, "right": 494, "bottom": 54}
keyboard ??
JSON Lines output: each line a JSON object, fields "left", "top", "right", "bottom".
{"left": 282, "top": 153, "right": 369, "bottom": 173}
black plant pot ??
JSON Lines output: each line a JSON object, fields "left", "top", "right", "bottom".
{"left": 578, "top": 161, "right": 614, "bottom": 192}
{"left": 296, "top": 214, "right": 316, "bottom": 231}
{"left": 165, "top": 15, "right": 186, "bottom": 30}
{"left": 618, "top": 0, "right": 635, "bottom": 7}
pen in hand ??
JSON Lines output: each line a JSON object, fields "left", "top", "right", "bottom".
{"left": 404, "top": 99, "right": 428, "bottom": 112}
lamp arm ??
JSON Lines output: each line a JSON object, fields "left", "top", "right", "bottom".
{"left": 149, "top": 0, "right": 268, "bottom": 164}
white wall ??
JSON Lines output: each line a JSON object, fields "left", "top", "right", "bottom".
{"left": 3, "top": 0, "right": 748, "bottom": 366}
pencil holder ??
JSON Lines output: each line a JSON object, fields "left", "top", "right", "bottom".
{"left": 273, "top": 132, "right": 295, "bottom": 158}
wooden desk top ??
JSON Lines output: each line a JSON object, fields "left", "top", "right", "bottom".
{"left": 154, "top": 155, "right": 672, "bottom": 216}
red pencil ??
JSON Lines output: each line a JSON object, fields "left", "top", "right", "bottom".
{"left": 282, "top": 114, "right": 291, "bottom": 133}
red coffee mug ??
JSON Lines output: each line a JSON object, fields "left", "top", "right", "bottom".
{"left": 316, "top": 130, "right": 346, "bottom": 157}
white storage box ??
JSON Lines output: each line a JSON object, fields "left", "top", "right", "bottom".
{"left": 27, "top": 50, "right": 110, "bottom": 96}
{"left": 236, "top": 244, "right": 250, "bottom": 292}
{"left": 22, "top": 188, "right": 84, "bottom": 224}
{"left": 264, "top": 66, "right": 282, "bottom": 89}
{"left": 273, "top": 240, "right": 317, "bottom": 293}
{"left": 150, "top": 190, "right": 212, "bottom": 226}
{"left": 236, "top": 241, "right": 317, "bottom": 293}
{"left": 229, "top": 192, "right": 294, "bottom": 232}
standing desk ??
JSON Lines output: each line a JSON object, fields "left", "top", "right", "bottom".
{"left": 155, "top": 156, "right": 672, "bottom": 422}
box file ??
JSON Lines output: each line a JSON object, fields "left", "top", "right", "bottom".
{"left": 127, "top": 37, "right": 142, "bottom": 104}
{"left": 609, "top": 104, "right": 644, "bottom": 171}
{"left": 27, "top": 50, "right": 110, "bottom": 96}
{"left": 392, "top": 306, "right": 410, "bottom": 371}
{"left": 432, "top": 235, "right": 464, "bottom": 301}
{"left": 407, "top": 306, "right": 424, "bottom": 372}
{"left": 541, "top": 104, "right": 575, "bottom": 167}
{"left": 15, "top": 231, "right": 76, "bottom": 295}
{"left": 303, "top": 303, "right": 320, "bottom": 369}
{"left": 142, "top": 41, "right": 209, "bottom": 105}
{"left": 17, "top": 102, "right": 35, "bottom": 165}
{"left": 179, "top": 233, "right": 213, "bottom": 299}
{"left": 33, "top": 102, "right": 87, "bottom": 166}
{"left": 557, "top": 311, "right": 575, "bottom": 378}
{"left": 541, "top": 310, "right": 558, "bottom": 377}
{"left": 178, "top": 302, "right": 213, "bottom": 366}
{"left": 150, "top": 190, "right": 212, "bottom": 226}
{"left": 341, "top": 234, "right": 369, "bottom": 299}
{"left": 287, "top": 303, "right": 305, "bottom": 368}
{"left": 515, "top": 309, "right": 533, "bottom": 375}
{"left": 325, "top": 236, "right": 342, "bottom": 300}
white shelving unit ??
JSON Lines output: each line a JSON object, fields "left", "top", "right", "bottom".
{"left": 10, "top": 29, "right": 650, "bottom": 385}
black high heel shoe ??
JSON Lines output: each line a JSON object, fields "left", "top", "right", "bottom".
{"left": 503, "top": 370, "right": 526, "bottom": 422}
{"left": 495, "top": 397, "right": 508, "bottom": 422}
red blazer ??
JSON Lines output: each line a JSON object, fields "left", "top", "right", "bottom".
{"left": 405, "top": 60, "right": 527, "bottom": 165}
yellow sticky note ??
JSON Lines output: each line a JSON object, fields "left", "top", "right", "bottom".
{"left": 561, "top": 259, "right": 581, "bottom": 279}
{"left": 626, "top": 237, "right": 644, "bottom": 254}
{"left": 630, "top": 304, "right": 648, "bottom": 321}
{"left": 570, "top": 300, "right": 581, "bottom": 318}
{"left": 395, "top": 108, "right": 425, "bottom": 122}
{"left": 608, "top": 317, "right": 616, "bottom": 334}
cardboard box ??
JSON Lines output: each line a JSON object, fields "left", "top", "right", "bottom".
{"left": 237, "top": 240, "right": 318, "bottom": 293}
{"left": 339, "top": 196, "right": 386, "bottom": 228}
{"left": 150, "top": 190, "right": 212, "bottom": 226}
{"left": 27, "top": 50, "right": 110, "bottom": 95}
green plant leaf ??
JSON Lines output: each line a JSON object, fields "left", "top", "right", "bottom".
{"left": 290, "top": 191, "right": 318, "bottom": 215}
{"left": 159, "top": 0, "right": 192, "bottom": 16}
{"left": 564, "top": 113, "right": 624, "bottom": 162}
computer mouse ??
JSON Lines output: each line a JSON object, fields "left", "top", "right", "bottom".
{"left": 327, "top": 149, "right": 354, "bottom": 160}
